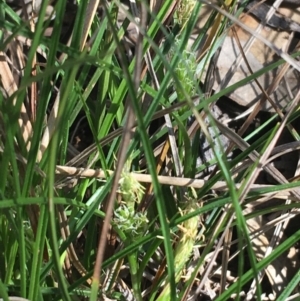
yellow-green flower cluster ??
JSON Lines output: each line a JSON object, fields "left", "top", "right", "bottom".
{"left": 114, "top": 158, "right": 147, "bottom": 239}
{"left": 157, "top": 200, "right": 199, "bottom": 300}
{"left": 175, "top": 0, "right": 196, "bottom": 27}
{"left": 119, "top": 159, "right": 145, "bottom": 208}
{"left": 170, "top": 38, "right": 197, "bottom": 104}
{"left": 174, "top": 203, "right": 198, "bottom": 276}
{"left": 114, "top": 205, "right": 148, "bottom": 239}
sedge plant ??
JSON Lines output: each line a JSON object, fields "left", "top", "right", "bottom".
{"left": 1, "top": 0, "right": 300, "bottom": 301}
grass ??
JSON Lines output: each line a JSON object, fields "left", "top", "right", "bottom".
{"left": 1, "top": 0, "right": 300, "bottom": 300}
